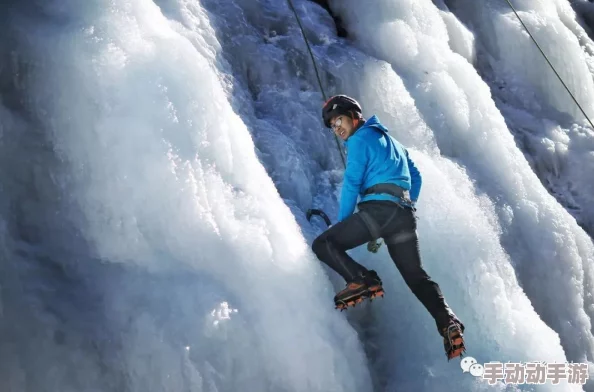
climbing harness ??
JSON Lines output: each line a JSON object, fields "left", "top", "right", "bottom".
{"left": 286, "top": 0, "right": 384, "bottom": 253}
{"left": 504, "top": 0, "right": 594, "bottom": 130}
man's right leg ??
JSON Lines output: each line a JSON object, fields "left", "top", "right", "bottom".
{"left": 380, "top": 208, "right": 460, "bottom": 332}
{"left": 381, "top": 207, "right": 465, "bottom": 359}
{"left": 385, "top": 229, "right": 458, "bottom": 331}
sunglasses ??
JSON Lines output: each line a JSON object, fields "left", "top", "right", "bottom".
{"left": 330, "top": 116, "right": 344, "bottom": 131}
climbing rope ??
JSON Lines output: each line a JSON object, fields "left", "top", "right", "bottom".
{"left": 287, "top": 0, "right": 383, "bottom": 253}
{"left": 286, "top": 0, "right": 346, "bottom": 167}
{"left": 504, "top": 0, "right": 594, "bottom": 129}
{"left": 286, "top": 0, "right": 593, "bottom": 252}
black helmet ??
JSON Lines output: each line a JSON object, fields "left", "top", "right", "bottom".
{"left": 321, "top": 95, "right": 362, "bottom": 128}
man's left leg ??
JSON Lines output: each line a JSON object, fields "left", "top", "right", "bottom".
{"left": 312, "top": 212, "right": 383, "bottom": 308}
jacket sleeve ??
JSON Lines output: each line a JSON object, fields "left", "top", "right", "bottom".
{"left": 338, "top": 139, "right": 368, "bottom": 221}
{"left": 406, "top": 149, "right": 422, "bottom": 202}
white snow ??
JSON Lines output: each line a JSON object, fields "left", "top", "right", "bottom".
{"left": 0, "top": 0, "right": 593, "bottom": 391}
{"left": 446, "top": 0, "right": 594, "bottom": 239}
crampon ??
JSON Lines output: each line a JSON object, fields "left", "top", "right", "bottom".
{"left": 443, "top": 321, "right": 466, "bottom": 360}
{"left": 334, "top": 285, "right": 384, "bottom": 311}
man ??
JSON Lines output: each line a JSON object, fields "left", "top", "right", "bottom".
{"left": 311, "top": 95, "right": 466, "bottom": 360}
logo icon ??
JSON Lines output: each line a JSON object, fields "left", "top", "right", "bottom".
{"left": 461, "top": 357, "right": 477, "bottom": 373}
{"left": 469, "top": 363, "right": 484, "bottom": 377}
{"left": 459, "top": 357, "right": 588, "bottom": 385}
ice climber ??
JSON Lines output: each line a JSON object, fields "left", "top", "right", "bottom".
{"left": 311, "top": 95, "right": 466, "bottom": 360}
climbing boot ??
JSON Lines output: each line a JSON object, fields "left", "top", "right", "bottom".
{"left": 442, "top": 320, "right": 465, "bottom": 360}
{"left": 362, "top": 269, "right": 384, "bottom": 300}
{"left": 334, "top": 270, "right": 384, "bottom": 311}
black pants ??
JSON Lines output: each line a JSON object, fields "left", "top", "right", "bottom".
{"left": 312, "top": 200, "right": 459, "bottom": 332}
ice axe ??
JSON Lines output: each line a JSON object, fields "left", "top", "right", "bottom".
{"left": 306, "top": 208, "right": 383, "bottom": 253}
{"left": 306, "top": 208, "right": 332, "bottom": 227}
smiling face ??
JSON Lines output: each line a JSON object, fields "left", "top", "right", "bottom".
{"left": 330, "top": 115, "right": 356, "bottom": 141}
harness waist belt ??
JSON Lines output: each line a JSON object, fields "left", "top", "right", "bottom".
{"left": 363, "top": 183, "right": 407, "bottom": 198}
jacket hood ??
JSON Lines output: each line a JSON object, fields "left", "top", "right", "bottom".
{"left": 344, "top": 115, "right": 387, "bottom": 145}
{"left": 360, "top": 115, "right": 389, "bottom": 135}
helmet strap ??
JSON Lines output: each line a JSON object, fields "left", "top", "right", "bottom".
{"left": 350, "top": 111, "right": 363, "bottom": 129}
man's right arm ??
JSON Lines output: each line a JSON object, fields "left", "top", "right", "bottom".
{"left": 406, "top": 149, "right": 422, "bottom": 202}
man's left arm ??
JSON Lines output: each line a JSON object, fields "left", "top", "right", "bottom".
{"left": 338, "top": 140, "right": 368, "bottom": 221}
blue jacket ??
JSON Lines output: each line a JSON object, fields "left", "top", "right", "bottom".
{"left": 338, "top": 115, "right": 422, "bottom": 221}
